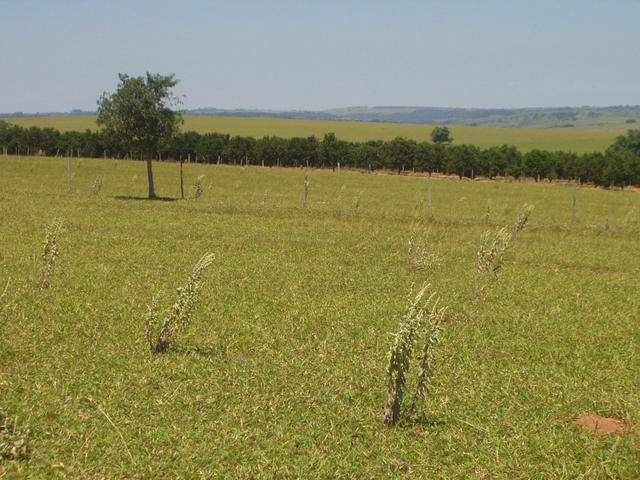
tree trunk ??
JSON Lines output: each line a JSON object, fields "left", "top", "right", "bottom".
{"left": 146, "top": 153, "right": 156, "bottom": 198}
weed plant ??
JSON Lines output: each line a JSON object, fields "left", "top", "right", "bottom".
{"left": 40, "top": 220, "right": 63, "bottom": 289}
{"left": 475, "top": 204, "right": 533, "bottom": 298}
{"left": 145, "top": 253, "right": 215, "bottom": 353}
{"left": 193, "top": 176, "right": 204, "bottom": 199}
{"left": 90, "top": 177, "right": 103, "bottom": 195}
{"left": 407, "top": 232, "right": 441, "bottom": 272}
{"left": 384, "top": 284, "right": 447, "bottom": 426}
{"left": 0, "top": 410, "right": 29, "bottom": 461}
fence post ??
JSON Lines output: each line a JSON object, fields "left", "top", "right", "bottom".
{"left": 427, "top": 172, "right": 432, "bottom": 218}
{"left": 572, "top": 180, "right": 577, "bottom": 222}
{"left": 303, "top": 171, "right": 309, "bottom": 207}
{"left": 67, "top": 155, "right": 73, "bottom": 193}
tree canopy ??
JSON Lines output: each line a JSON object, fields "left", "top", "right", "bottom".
{"left": 3, "top": 121, "right": 640, "bottom": 189}
{"left": 431, "top": 126, "right": 453, "bottom": 144}
{"left": 97, "top": 72, "right": 182, "bottom": 197}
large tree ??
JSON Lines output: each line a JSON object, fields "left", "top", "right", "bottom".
{"left": 384, "top": 137, "right": 417, "bottom": 173}
{"left": 609, "top": 129, "right": 640, "bottom": 155}
{"left": 97, "top": 73, "right": 182, "bottom": 198}
{"left": 431, "top": 126, "right": 453, "bottom": 144}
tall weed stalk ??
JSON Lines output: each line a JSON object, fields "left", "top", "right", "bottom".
{"left": 193, "top": 176, "right": 204, "bottom": 199}
{"left": 474, "top": 204, "right": 533, "bottom": 299}
{"left": 40, "top": 220, "right": 63, "bottom": 289}
{"left": 407, "top": 231, "right": 441, "bottom": 272}
{"left": 384, "top": 284, "right": 447, "bottom": 426}
{"left": 145, "top": 253, "right": 215, "bottom": 353}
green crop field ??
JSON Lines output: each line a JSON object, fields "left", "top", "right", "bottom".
{"left": 1, "top": 156, "right": 638, "bottom": 478}
{"left": 5, "top": 115, "right": 633, "bottom": 154}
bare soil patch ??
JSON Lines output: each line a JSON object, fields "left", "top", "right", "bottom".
{"left": 574, "top": 415, "right": 626, "bottom": 434}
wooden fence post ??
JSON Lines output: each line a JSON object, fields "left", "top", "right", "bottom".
{"left": 67, "top": 155, "right": 73, "bottom": 193}
{"left": 427, "top": 173, "right": 432, "bottom": 218}
{"left": 303, "top": 171, "right": 309, "bottom": 207}
{"left": 572, "top": 180, "right": 577, "bottom": 222}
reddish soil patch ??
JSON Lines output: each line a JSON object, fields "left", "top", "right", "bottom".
{"left": 574, "top": 415, "right": 625, "bottom": 434}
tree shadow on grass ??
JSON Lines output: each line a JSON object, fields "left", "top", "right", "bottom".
{"left": 113, "top": 195, "right": 179, "bottom": 202}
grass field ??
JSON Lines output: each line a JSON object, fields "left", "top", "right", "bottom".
{"left": 1, "top": 156, "right": 639, "bottom": 478}
{"left": 5, "top": 115, "right": 633, "bottom": 154}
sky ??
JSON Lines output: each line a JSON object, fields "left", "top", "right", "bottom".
{"left": 1, "top": 0, "right": 639, "bottom": 112}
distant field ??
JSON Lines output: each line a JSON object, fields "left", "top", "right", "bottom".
{"left": 5, "top": 115, "right": 633, "bottom": 153}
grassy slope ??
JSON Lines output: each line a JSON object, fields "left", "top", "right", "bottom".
{"left": 6, "top": 115, "right": 633, "bottom": 153}
{"left": 1, "top": 157, "right": 638, "bottom": 478}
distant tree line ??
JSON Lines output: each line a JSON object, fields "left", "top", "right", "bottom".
{"left": 2, "top": 120, "right": 640, "bottom": 188}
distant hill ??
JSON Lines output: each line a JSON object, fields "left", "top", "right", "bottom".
{"left": 3, "top": 105, "right": 640, "bottom": 128}
{"left": 186, "top": 105, "right": 640, "bottom": 128}
{"left": 187, "top": 107, "right": 337, "bottom": 121}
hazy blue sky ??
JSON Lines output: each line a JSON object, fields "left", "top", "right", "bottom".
{"left": 1, "top": 0, "right": 639, "bottom": 112}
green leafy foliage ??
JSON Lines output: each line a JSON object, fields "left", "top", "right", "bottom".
{"left": 4, "top": 117, "right": 640, "bottom": 187}
{"left": 431, "top": 126, "right": 453, "bottom": 144}
{"left": 97, "top": 73, "right": 182, "bottom": 197}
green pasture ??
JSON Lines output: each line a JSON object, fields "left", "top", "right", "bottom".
{"left": 1, "top": 156, "right": 638, "bottom": 478}
{"left": 5, "top": 115, "right": 632, "bottom": 154}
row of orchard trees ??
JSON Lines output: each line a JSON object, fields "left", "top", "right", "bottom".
{"left": 3, "top": 119, "right": 640, "bottom": 188}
